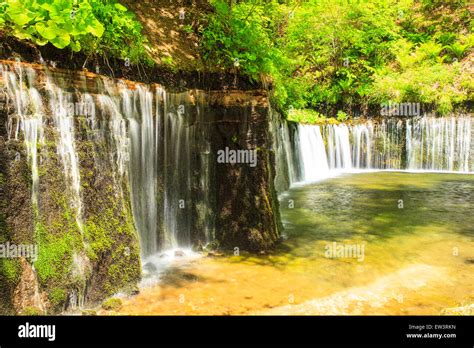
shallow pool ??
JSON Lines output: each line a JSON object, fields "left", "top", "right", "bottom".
{"left": 114, "top": 172, "right": 474, "bottom": 315}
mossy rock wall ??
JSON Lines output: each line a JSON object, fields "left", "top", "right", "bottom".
{"left": 0, "top": 61, "right": 282, "bottom": 313}
{"left": 0, "top": 67, "right": 142, "bottom": 314}
{"left": 211, "top": 102, "right": 281, "bottom": 251}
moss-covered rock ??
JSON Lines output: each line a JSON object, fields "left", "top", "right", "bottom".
{"left": 19, "top": 306, "right": 44, "bottom": 316}
{"left": 0, "top": 66, "right": 141, "bottom": 314}
{"left": 213, "top": 104, "right": 281, "bottom": 251}
{"left": 101, "top": 297, "right": 123, "bottom": 311}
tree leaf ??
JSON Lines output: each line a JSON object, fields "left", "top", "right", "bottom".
{"left": 86, "top": 18, "right": 104, "bottom": 37}
{"left": 8, "top": 12, "right": 32, "bottom": 26}
{"left": 50, "top": 33, "right": 71, "bottom": 49}
{"left": 35, "top": 22, "right": 58, "bottom": 40}
{"left": 114, "top": 3, "right": 128, "bottom": 12}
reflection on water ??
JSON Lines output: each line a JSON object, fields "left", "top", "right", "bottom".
{"left": 114, "top": 172, "right": 474, "bottom": 315}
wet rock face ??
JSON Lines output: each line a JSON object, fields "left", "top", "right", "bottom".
{"left": 0, "top": 63, "right": 142, "bottom": 314}
{"left": 213, "top": 104, "right": 281, "bottom": 252}
{"left": 12, "top": 258, "right": 46, "bottom": 314}
{"left": 0, "top": 105, "right": 36, "bottom": 314}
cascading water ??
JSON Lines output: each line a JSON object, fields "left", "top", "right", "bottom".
{"left": 274, "top": 115, "right": 473, "bottom": 187}
{"left": 299, "top": 125, "right": 329, "bottom": 181}
{"left": 326, "top": 124, "right": 352, "bottom": 170}
{"left": 0, "top": 61, "right": 216, "bottom": 261}
{"left": 1, "top": 62, "right": 45, "bottom": 207}
{"left": 124, "top": 85, "right": 159, "bottom": 255}
{"left": 406, "top": 117, "right": 472, "bottom": 172}
{"left": 46, "top": 77, "right": 86, "bottom": 231}
{"left": 270, "top": 109, "right": 301, "bottom": 193}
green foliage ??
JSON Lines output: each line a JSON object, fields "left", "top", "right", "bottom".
{"left": 0, "top": 258, "right": 21, "bottom": 284}
{"left": 0, "top": 0, "right": 150, "bottom": 64}
{"left": 444, "top": 40, "right": 471, "bottom": 61}
{"left": 86, "top": 0, "right": 151, "bottom": 64}
{"left": 287, "top": 109, "right": 327, "bottom": 124}
{"left": 33, "top": 219, "right": 77, "bottom": 284}
{"left": 102, "top": 297, "right": 122, "bottom": 310}
{"left": 371, "top": 39, "right": 466, "bottom": 114}
{"left": 201, "top": 0, "right": 283, "bottom": 80}
{"left": 337, "top": 110, "right": 349, "bottom": 122}
{"left": 1, "top": 0, "right": 104, "bottom": 49}
{"left": 202, "top": 0, "right": 472, "bottom": 117}
{"left": 49, "top": 287, "right": 67, "bottom": 306}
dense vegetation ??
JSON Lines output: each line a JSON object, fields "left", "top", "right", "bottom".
{"left": 0, "top": 0, "right": 150, "bottom": 65}
{"left": 0, "top": 0, "right": 471, "bottom": 118}
{"left": 201, "top": 0, "right": 473, "bottom": 117}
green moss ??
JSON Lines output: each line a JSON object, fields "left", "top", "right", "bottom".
{"left": 0, "top": 173, "right": 6, "bottom": 238}
{"left": 33, "top": 220, "right": 79, "bottom": 285}
{"left": 105, "top": 257, "right": 136, "bottom": 295}
{"left": 83, "top": 211, "right": 116, "bottom": 261}
{"left": 0, "top": 258, "right": 21, "bottom": 284}
{"left": 83, "top": 204, "right": 137, "bottom": 258}
{"left": 102, "top": 297, "right": 123, "bottom": 311}
{"left": 20, "top": 307, "right": 43, "bottom": 316}
{"left": 103, "top": 233, "right": 140, "bottom": 295}
{"left": 81, "top": 309, "right": 97, "bottom": 316}
{"left": 82, "top": 187, "right": 140, "bottom": 296}
{"left": 0, "top": 212, "right": 7, "bottom": 241}
{"left": 49, "top": 288, "right": 67, "bottom": 306}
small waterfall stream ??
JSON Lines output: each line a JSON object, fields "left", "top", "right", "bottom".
{"left": 299, "top": 125, "right": 329, "bottom": 181}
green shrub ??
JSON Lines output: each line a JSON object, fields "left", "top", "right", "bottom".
{"left": 0, "top": 0, "right": 150, "bottom": 64}
{"left": 202, "top": 0, "right": 472, "bottom": 116}
{"left": 102, "top": 297, "right": 122, "bottom": 311}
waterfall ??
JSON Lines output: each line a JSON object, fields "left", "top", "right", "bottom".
{"left": 299, "top": 125, "right": 330, "bottom": 181}
{"left": 406, "top": 116, "right": 472, "bottom": 172}
{"left": 326, "top": 124, "right": 352, "bottom": 170}
{"left": 46, "top": 77, "right": 85, "bottom": 230}
{"left": 273, "top": 115, "right": 473, "bottom": 188}
{"left": 0, "top": 61, "right": 216, "bottom": 260}
{"left": 125, "top": 85, "right": 159, "bottom": 255}
{"left": 1, "top": 63, "right": 45, "bottom": 207}
{"left": 162, "top": 92, "right": 193, "bottom": 249}
{"left": 352, "top": 122, "right": 372, "bottom": 169}
{"left": 270, "top": 109, "right": 301, "bottom": 192}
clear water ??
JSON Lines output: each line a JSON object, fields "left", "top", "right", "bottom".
{"left": 116, "top": 171, "right": 474, "bottom": 315}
